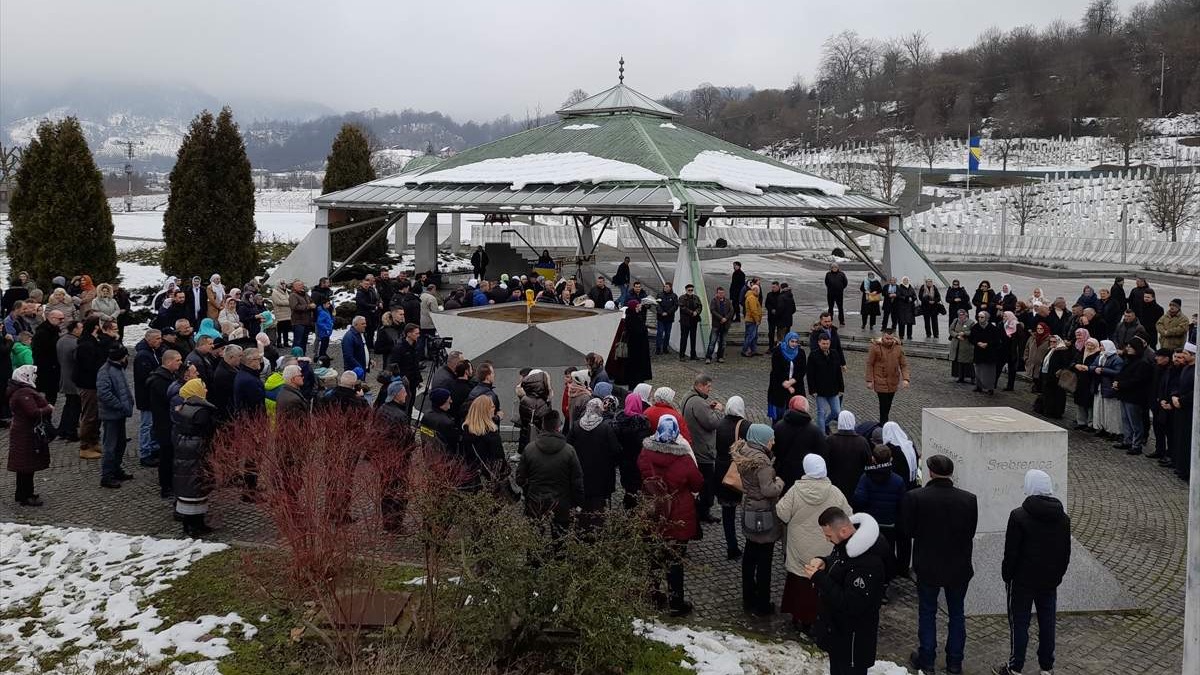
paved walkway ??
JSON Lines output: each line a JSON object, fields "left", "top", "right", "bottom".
{"left": 0, "top": 340, "right": 1187, "bottom": 674}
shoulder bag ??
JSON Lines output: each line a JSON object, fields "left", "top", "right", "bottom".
{"left": 720, "top": 422, "right": 746, "bottom": 493}
{"left": 1055, "top": 368, "right": 1078, "bottom": 393}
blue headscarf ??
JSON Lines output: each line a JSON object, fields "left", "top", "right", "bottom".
{"left": 655, "top": 414, "right": 681, "bottom": 443}
{"left": 779, "top": 331, "right": 801, "bottom": 362}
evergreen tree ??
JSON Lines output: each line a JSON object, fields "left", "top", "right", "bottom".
{"left": 322, "top": 124, "right": 384, "bottom": 261}
{"left": 6, "top": 117, "right": 118, "bottom": 286}
{"left": 163, "top": 108, "right": 258, "bottom": 284}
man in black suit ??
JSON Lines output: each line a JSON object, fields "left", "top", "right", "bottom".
{"left": 184, "top": 276, "right": 206, "bottom": 327}
{"left": 901, "top": 455, "right": 978, "bottom": 675}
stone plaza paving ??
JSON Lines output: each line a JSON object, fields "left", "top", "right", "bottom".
{"left": 0, "top": 342, "right": 1187, "bottom": 674}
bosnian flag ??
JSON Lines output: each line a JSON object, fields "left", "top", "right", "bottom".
{"left": 968, "top": 136, "right": 982, "bottom": 172}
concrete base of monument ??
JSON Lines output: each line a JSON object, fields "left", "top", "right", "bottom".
{"left": 958, "top": 533, "right": 1138, "bottom": 616}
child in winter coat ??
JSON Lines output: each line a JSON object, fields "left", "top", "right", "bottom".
{"left": 315, "top": 305, "right": 334, "bottom": 359}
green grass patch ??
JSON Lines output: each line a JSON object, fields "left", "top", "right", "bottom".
{"left": 626, "top": 636, "right": 693, "bottom": 675}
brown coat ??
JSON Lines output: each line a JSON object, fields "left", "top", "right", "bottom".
{"left": 865, "top": 340, "right": 910, "bottom": 393}
{"left": 289, "top": 290, "right": 315, "bottom": 327}
{"left": 205, "top": 285, "right": 223, "bottom": 319}
{"left": 7, "top": 382, "right": 53, "bottom": 473}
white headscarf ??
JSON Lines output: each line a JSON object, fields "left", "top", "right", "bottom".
{"left": 11, "top": 365, "right": 36, "bottom": 387}
{"left": 802, "top": 454, "right": 828, "bottom": 480}
{"left": 652, "top": 387, "right": 676, "bottom": 404}
{"left": 881, "top": 421, "right": 918, "bottom": 482}
{"left": 725, "top": 395, "right": 745, "bottom": 418}
{"left": 1023, "top": 469, "right": 1054, "bottom": 497}
{"left": 570, "top": 369, "right": 590, "bottom": 386}
{"left": 209, "top": 274, "right": 226, "bottom": 304}
{"left": 837, "top": 410, "right": 857, "bottom": 432}
{"left": 633, "top": 383, "right": 652, "bottom": 404}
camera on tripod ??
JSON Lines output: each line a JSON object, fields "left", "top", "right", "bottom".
{"left": 426, "top": 334, "right": 453, "bottom": 365}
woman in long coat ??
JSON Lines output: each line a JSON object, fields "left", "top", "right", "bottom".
{"left": 619, "top": 299, "right": 653, "bottom": 387}
{"left": 947, "top": 309, "right": 974, "bottom": 384}
{"left": 1071, "top": 338, "right": 1102, "bottom": 431}
{"left": 859, "top": 273, "right": 883, "bottom": 330}
{"left": 8, "top": 365, "right": 53, "bottom": 506}
{"left": 1038, "top": 335, "right": 1074, "bottom": 419}
{"left": 1023, "top": 322, "right": 1053, "bottom": 393}
{"left": 639, "top": 414, "right": 703, "bottom": 617}
{"left": 173, "top": 378, "right": 219, "bottom": 537}
{"left": 767, "top": 331, "right": 806, "bottom": 422}
{"left": 893, "top": 277, "right": 918, "bottom": 341}
{"left": 968, "top": 312, "right": 1002, "bottom": 395}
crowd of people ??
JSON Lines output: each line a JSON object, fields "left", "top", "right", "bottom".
{"left": 3, "top": 258, "right": 1196, "bottom": 675}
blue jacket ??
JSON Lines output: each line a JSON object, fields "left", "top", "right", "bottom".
{"left": 472, "top": 289, "right": 488, "bottom": 307}
{"left": 233, "top": 365, "right": 266, "bottom": 415}
{"left": 316, "top": 307, "right": 334, "bottom": 339}
{"left": 342, "top": 328, "right": 369, "bottom": 373}
{"left": 1095, "top": 352, "right": 1124, "bottom": 398}
{"left": 853, "top": 464, "right": 906, "bottom": 526}
{"left": 97, "top": 361, "right": 134, "bottom": 420}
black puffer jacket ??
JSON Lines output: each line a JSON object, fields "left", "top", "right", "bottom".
{"left": 171, "top": 398, "right": 217, "bottom": 499}
{"left": 516, "top": 431, "right": 584, "bottom": 522}
{"left": 826, "top": 430, "right": 873, "bottom": 502}
{"left": 1002, "top": 495, "right": 1071, "bottom": 592}
{"left": 566, "top": 418, "right": 620, "bottom": 499}
{"left": 517, "top": 372, "right": 553, "bottom": 451}
{"left": 772, "top": 410, "right": 826, "bottom": 487}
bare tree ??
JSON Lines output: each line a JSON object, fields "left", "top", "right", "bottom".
{"left": 1146, "top": 163, "right": 1198, "bottom": 243}
{"left": 912, "top": 100, "right": 942, "bottom": 171}
{"left": 868, "top": 130, "right": 908, "bottom": 203}
{"left": 689, "top": 84, "right": 726, "bottom": 125}
{"left": 1007, "top": 180, "right": 1046, "bottom": 236}
{"left": 522, "top": 103, "right": 543, "bottom": 131}
{"left": 0, "top": 144, "right": 21, "bottom": 182}
{"left": 990, "top": 88, "right": 1034, "bottom": 172}
{"left": 1082, "top": 0, "right": 1120, "bottom": 35}
{"left": 1106, "top": 76, "right": 1149, "bottom": 167}
{"left": 901, "top": 31, "right": 931, "bottom": 73}
{"left": 560, "top": 89, "right": 590, "bottom": 109}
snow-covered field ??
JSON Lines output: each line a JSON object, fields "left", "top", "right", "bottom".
{"left": 113, "top": 210, "right": 315, "bottom": 243}
{"left": 0, "top": 523, "right": 254, "bottom": 674}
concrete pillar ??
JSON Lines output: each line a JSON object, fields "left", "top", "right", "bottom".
{"left": 393, "top": 212, "right": 408, "bottom": 256}
{"left": 672, "top": 211, "right": 710, "bottom": 340}
{"left": 576, "top": 218, "right": 597, "bottom": 285}
{"left": 449, "top": 213, "right": 461, "bottom": 251}
{"left": 414, "top": 213, "right": 438, "bottom": 273}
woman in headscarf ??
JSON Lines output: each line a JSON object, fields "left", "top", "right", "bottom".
{"left": 1071, "top": 338, "right": 1102, "bottom": 431}
{"left": 1028, "top": 287, "right": 1047, "bottom": 308}
{"left": 945, "top": 279, "right": 971, "bottom": 330}
{"left": 733, "top": 423, "right": 785, "bottom": 616}
{"left": 998, "top": 310, "right": 1027, "bottom": 392}
{"left": 1072, "top": 327, "right": 1090, "bottom": 353}
{"left": 197, "top": 317, "right": 222, "bottom": 341}
{"left": 517, "top": 369, "right": 553, "bottom": 451}
{"left": 566, "top": 370, "right": 592, "bottom": 428}
{"left": 776, "top": 453, "right": 851, "bottom": 630}
{"left": 714, "top": 395, "right": 749, "bottom": 559}
{"left": 619, "top": 299, "right": 653, "bottom": 387}
{"left": 948, "top": 308, "right": 974, "bottom": 384}
{"left": 566, "top": 398, "right": 620, "bottom": 528}
{"left": 893, "top": 276, "right": 918, "bottom": 341}
{"left": 859, "top": 272, "right": 882, "bottom": 331}
{"left": 1024, "top": 322, "right": 1053, "bottom": 393}
{"left": 969, "top": 311, "right": 1002, "bottom": 395}
{"left": 1038, "top": 335, "right": 1074, "bottom": 419}
{"left": 172, "top": 378, "right": 218, "bottom": 537}
{"left": 998, "top": 283, "right": 1018, "bottom": 315}
{"left": 613, "top": 392, "right": 651, "bottom": 508}
{"left": 638, "top": 414, "right": 703, "bottom": 617}
{"left": 825, "top": 409, "right": 873, "bottom": 498}
{"left": 77, "top": 275, "right": 97, "bottom": 317}
{"left": 217, "top": 297, "right": 243, "bottom": 337}
{"left": 1091, "top": 340, "right": 1124, "bottom": 439}
{"left": 972, "top": 280, "right": 996, "bottom": 320}
{"left": 881, "top": 421, "right": 919, "bottom": 489}
{"left": 768, "top": 331, "right": 805, "bottom": 422}
{"left": 206, "top": 274, "right": 226, "bottom": 320}
{"left": 7, "top": 365, "right": 53, "bottom": 506}
{"left": 89, "top": 283, "right": 120, "bottom": 321}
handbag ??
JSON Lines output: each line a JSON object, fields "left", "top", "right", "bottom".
{"left": 743, "top": 509, "right": 776, "bottom": 534}
{"left": 720, "top": 423, "right": 747, "bottom": 493}
{"left": 34, "top": 417, "right": 57, "bottom": 448}
{"left": 867, "top": 291, "right": 882, "bottom": 303}
{"left": 1055, "top": 368, "right": 1078, "bottom": 393}
{"left": 613, "top": 340, "right": 628, "bottom": 359}
{"left": 937, "top": 302, "right": 947, "bottom": 315}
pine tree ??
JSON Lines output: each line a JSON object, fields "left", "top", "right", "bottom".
{"left": 163, "top": 108, "right": 258, "bottom": 284}
{"left": 6, "top": 117, "right": 118, "bottom": 286}
{"left": 322, "top": 124, "right": 384, "bottom": 261}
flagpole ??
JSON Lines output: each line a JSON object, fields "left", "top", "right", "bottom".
{"left": 966, "top": 123, "right": 972, "bottom": 192}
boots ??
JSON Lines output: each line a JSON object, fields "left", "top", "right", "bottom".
{"left": 182, "top": 514, "right": 213, "bottom": 538}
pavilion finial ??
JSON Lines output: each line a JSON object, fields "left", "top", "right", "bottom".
{"left": 619, "top": 56, "right": 625, "bottom": 84}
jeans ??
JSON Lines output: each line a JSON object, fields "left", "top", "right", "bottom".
{"left": 617, "top": 284, "right": 629, "bottom": 306}
{"left": 1121, "top": 401, "right": 1146, "bottom": 450}
{"left": 679, "top": 322, "right": 698, "bottom": 358}
{"left": 815, "top": 395, "right": 842, "bottom": 435}
{"left": 58, "top": 393, "right": 81, "bottom": 440}
{"left": 877, "top": 391, "right": 895, "bottom": 423}
{"left": 100, "top": 418, "right": 128, "bottom": 480}
{"left": 917, "top": 582, "right": 968, "bottom": 669}
{"left": 656, "top": 320, "right": 674, "bottom": 353}
{"left": 292, "top": 324, "right": 310, "bottom": 352}
{"left": 742, "top": 540, "right": 775, "bottom": 611}
{"left": 742, "top": 322, "right": 758, "bottom": 354}
{"left": 138, "top": 409, "right": 158, "bottom": 460}
{"left": 1007, "top": 583, "right": 1056, "bottom": 673}
{"left": 705, "top": 324, "right": 729, "bottom": 360}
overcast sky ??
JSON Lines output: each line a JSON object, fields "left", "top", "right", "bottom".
{"left": 2, "top": 0, "right": 1129, "bottom": 121}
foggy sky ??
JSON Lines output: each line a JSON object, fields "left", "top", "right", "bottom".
{"left": 1, "top": 0, "right": 1126, "bottom": 122}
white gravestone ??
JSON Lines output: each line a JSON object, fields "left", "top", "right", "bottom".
{"left": 922, "top": 407, "right": 1067, "bottom": 533}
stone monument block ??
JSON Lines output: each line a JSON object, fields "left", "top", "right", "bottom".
{"left": 922, "top": 407, "right": 1068, "bottom": 534}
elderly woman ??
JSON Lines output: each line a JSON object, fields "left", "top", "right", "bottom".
{"left": 206, "top": 274, "right": 226, "bottom": 319}
{"left": 8, "top": 365, "right": 54, "bottom": 506}
{"left": 734, "top": 423, "right": 785, "bottom": 617}
{"left": 893, "top": 276, "right": 918, "bottom": 341}
{"left": 1038, "top": 335, "right": 1074, "bottom": 419}
{"left": 714, "top": 395, "right": 749, "bottom": 559}
{"left": 218, "top": 297, "right": 242, "bottom": 337}
{"left": 998, "top": 310, "right": 1027, "bottom": 392}
{"left": 948, "top": 308, "right": 974, "bottom": 384}
{"left": 969, "top": 311, "right": 1002, "bottom": 395}
{"left": 173, "top": 378, "right": 218, "bottom": 537}
{"left": 638, "top": 414, "right": 703, "bottom": 617}
{"left": 44, "top": 288, "right": 78, "bottom": 322}
{"left": 1071, "top": 338, "right": 1102, "bottom": 431}
{"left": 1092, "top": 340, "right": 1124, "bottom": 439}
{"left": 859, "top": 272, "right": 882, "bottom": 330}
{"left": 91, "top": 283, "right": 120, "bottom": 320}
{"left": 776, "top": 453, "right": 851, "bottom": 629}
{"left": 1024, "top": 322, "right": 1053, "bottom": 393}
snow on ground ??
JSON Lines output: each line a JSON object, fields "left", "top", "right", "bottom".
{"left": 0, "top": 523, "right": 255, "bottom": 674}
{"left": 118, "top": 261, "right": 167, "bottom": 290}
{"left": 636, "top": 620, "right": 907, "bottom": 675}
{"left": 375, "top": 152, "right": 667, "bottom": 190}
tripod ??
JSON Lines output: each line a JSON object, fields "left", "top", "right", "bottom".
{"left": 414, "top": 333, "right": 450, "bottom": 420}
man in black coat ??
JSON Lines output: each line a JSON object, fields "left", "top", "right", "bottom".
{"left": 901, "top": 455, "right": 978, "bottom": 675}
{"left": 390, "top": 324, "right": 424, "bottom": 413}
{"left": 354, "top": 276, "right": 382, "bottom": 350}
{"left": 1113, "top": 336, "right": 1153, "bottom": 455}
{"left": 586, "top": 276, "right": 614, "bottom": 308}
{"left": 209, "top": 345, "right": 241, "bottom": 424}
{"left": 470, "top": 246, "right": 489, "bottom": 280}
{"left": 806, "top": 332, "right": 845, "bottom": 434}
{"left": 146, "top": 350, "right": 182, "bottom": 498}
{"left": 32, "top": 309, "right": 65, "bottom": 405}
{"left": 655, "top": 282, "right": 678, "bottom": 355}
{"left": 729, "top": 261, "right": 746, "bottom": 322}
{"left": 809, "top": 507, "right": 891, "bottom": 675}
{"left": 183, "top": 277, "right": 206, "bottom": 327}
{"left": 771, "top": 401, "right": 826, "bottom": 487}
{"left": 995, "top": 470, "right": 1070, "bottom": 675}
{"left": 132, "top": 330, "right": 163, "bottom": 467}
{"left": 775, "top": 283, "right": 797, "bottom": 344}
{"left": 677, "top": 284, "right": 702, "bottom": 361}
{"left": 824, "top": 263, "right": 849, "bottom": 326}
{"left": 764, "top": 281, "right": 781, "bottom": 350}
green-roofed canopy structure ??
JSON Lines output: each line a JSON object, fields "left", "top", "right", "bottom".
{"left": 274, "top": 69, "right": 943, "bottom": 336}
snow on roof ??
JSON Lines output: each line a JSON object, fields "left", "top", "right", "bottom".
{"left": 562, "top": 123, "right": 600, "bottom": 130}
{"left": 373, "top": 152, "right": 666, "bottom": 191}
{"left": 659, "top": 123, "right": 677, "bottom": 129}
{"left": 679, "top": 150, "right": 847, "bottom": 197}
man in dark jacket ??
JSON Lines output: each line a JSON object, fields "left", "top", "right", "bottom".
{"left": 418, "top": 388, "right": 458, "bottom": 449}
{"left": 677, "top": 284, "right": 702, "bottom": 361}
{"left": 612, "top": 256, "right": 631, "bottom": 303}
{"left": 185, "top": 335, "right": 215, "bottom": 384}
{"left": 1139, "top": 290, "right": 1164, "bottom": 348}
{"left": 209, "top": 344, "right": 242, "bottom": 423}
{"left": 764, "top": 281, "right": 781, "bottom": 350}
{"left": 275, "top": 364, "right": 310, "bottom": 420}
{"left": 73, "top": 317, "right": 106, "bottom": 459}
{"left": 466, "top": 362, "right": 501, "bottom": 423}
{"left": 901, "top": 455, "right": 978, "bottom": 675}
{"left": 807, "top": 331, "right": 845, "bottom": 434}
{"left": 232, "top": 349, "right": 266, "bottom": 416}
{"left": 97, "top": 346, "right": 135, "bottom": 488}
{"left": 771, "top": 398, "right": 826, "bottom": 487}
{"left": 809, "top": 507, "right": 890, "bottom": 675}
{"left": 655, "top": 282, "right": 678, "bottom": 355}
{"left": 132, "top": 330, "right": 163, "bottom": 467}
{"left": 586, "top": 275, "right": 614, "bottom": 308}
{"left": 729, "top": 261, "right": 746, "bottom": 322}
{"left": 470, "top": 245, "right": 489, "bottom": 279}
{"left": 146, "top": 350, "right": 182, "bottom": 498}
{"left": 516, "top": 410, "right": 584, "bottom": 533}
{"left": 342, "top": 316, "right": 370, "bottom": 374}
{"left": 354, "top": 276, "right": 382, "bottom": 349}
{"left": 391, "top": 324, "right": 423, "bottom": 412}
{"left": 994, "top": 470, "right": 1071, "bottom": 675}
{"left": 824, "top": 263, "right": 849, "bottom": 326}
{"left": 32, "top": 309, "right": 64, "bottom": 405}
{"left": 775, "top": 283, "right": 797, "bottom": 344}
{"left": 705, "top": 287, "right": 735, "bottom": 364}
{"left": 1113, "top": 336, "right": 1153, "bottom": 455}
